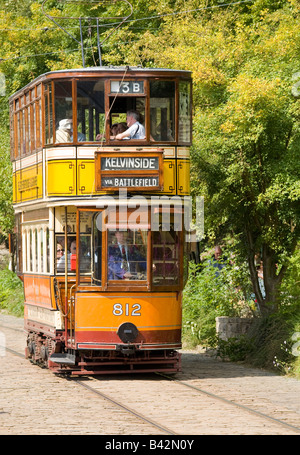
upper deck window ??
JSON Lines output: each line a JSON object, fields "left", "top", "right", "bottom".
{"left": 54, "top": 81, "right": 73, "bottom": 144}
{"left": 76, "top": 79, "right": 105, "bottom": 142}
{"left": 108, "top": 81, "right": 146, "bottom": 142}
{"left": 10, "top": 71, "right": 192, "bottom": 158}
{"left": 150, "top": 81, "right": 175, "bottom": 142}
{"left": 178, "top": 80, "right": 191, "bottom": 143}
{"left": 44, "top": 83, "right": 53, "bottom": 145}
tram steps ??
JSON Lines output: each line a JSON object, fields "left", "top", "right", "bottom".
{"left": 50, "top": 353, "right": 76, "bottom": 365}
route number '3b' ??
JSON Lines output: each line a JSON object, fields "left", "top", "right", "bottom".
{"left": 113, "top": 303, "right": 141, "bottom": 316}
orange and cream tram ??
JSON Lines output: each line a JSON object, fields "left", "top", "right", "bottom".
{"left": 9, "top": 66, "right": 192, "bottom": 375}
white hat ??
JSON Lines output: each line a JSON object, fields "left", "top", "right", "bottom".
{"left": 59, "top": 119, "right": 73, "bottom": 130}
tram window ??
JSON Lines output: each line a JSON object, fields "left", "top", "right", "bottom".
{"left": 21, "top": 225, "right": 48, "bottom": 274}
{"left": 38, "top": 99, "right": 42, "bottom": 149}
{"left": 54, "top": 81, "right": 73, "bottom": 143}
{"left": 56, "top": 235, "right": 76, "bottom": 273}
{"left": 79, "top": 236, "right": 92, "bottom": 274}
{"left": 91, "top": 212, "right": 102, "bottom": 285}
{"left": 10, "top": 104, "right": 14, "bottom": 160}
{"left": 17, "top": 111, "right": 21, "bottom": 157}
{"left": 22, "top": 110, "right": 26, "bottom": 155}
{"left": 152, "top": 227, "right": 180, "bottom": 286}
{"left": 33, "top": 228, "right": 37, "bottom": 272}
{"left": 76, "top": 80, "right": 105, "bottom": 142}
{"left": 178, "top": 80, "right": 191, "bottom": 143}
{"left": 64, "top": 211, "right": 102, "bottom": 285}
{"left": 150, "top": 81, "right": 175, "bottom": 142}
{"left": 31, "top": 103, "right": 36, "bottom": 153}
{"left": 109, "top": 97, "right": 145, "bottom": 140}
{"left": 46, "top": 228, "right": 50, "bottom": 274}
{"left": 15, "top": 214, "right": 22, "bottom": 274}
{"left": 56, "top": 236, "right": 65, "bottom": 271}
{"left": 29, "top": 229, "right": 33, "bottom": 271}
{"left": 107, "top": 229, "right": 147, "bottom": 281}
{"left": 44, "top": 83, "right": 53, "bottom": 145}
{"left": 39, "top": 229, "right": 43, "bottom": 273}
{"left": 27, "top": 106, "right": 31, "bottom": 154}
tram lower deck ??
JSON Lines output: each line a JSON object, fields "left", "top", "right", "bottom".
{"left": 21, "top": 200, "right": 186, "bottom": 374}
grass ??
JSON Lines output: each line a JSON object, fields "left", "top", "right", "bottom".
{"left": 244, "top": 311, "right": 300, "bottom": 379}
{"left": 0, "top": 267, "right": 24, "bottom": 317}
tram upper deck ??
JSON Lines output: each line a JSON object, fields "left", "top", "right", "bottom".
{"left": 9, "top": 66, "right": 192, "bottom": 206}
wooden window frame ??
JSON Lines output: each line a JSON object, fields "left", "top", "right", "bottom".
{"left": 76, "top": 206, "right": 184, "bottom": 293}
{"left": 149, "top": 78, "right": 177, "bottom": 145}
{"left": 151, "top": 208, "right": 185, "bottom": 292}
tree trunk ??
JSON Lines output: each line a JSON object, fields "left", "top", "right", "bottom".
{"left": 262, "top": 245, "right": 288, "bottom": 313}
{"left": 245, "top": 227, "right": 279, "bottom": 315}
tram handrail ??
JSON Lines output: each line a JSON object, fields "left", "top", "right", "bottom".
{"left": 69, "top": 284, "right": 76, "bottom": 347}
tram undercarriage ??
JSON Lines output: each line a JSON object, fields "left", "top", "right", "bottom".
{"left": 25, "top": 331, "right": 181, "bottom": 375}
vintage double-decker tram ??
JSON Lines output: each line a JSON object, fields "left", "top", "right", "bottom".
{"left": 9, "top": 66, "right": 192, "bottom": 375}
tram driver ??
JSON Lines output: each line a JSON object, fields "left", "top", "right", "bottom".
{"left": 108, "top": 230, "right": 146, "bottom": 280}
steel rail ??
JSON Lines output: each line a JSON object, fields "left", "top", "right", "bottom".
{"left": 157, "top": 372, "right": 300, "bottom": 435}
{"left": 73, "top": 378, "right": 177, "bottom": 435}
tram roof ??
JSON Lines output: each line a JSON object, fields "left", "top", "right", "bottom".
{"left": 9, "top": 66, "right": 192, "bottom": 100}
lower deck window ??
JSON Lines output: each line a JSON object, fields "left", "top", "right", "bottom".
{"left": 107, "top": 229, "right": 147, "bottom": 281}
{"left": 152, "top": 229, "right": 180, "bottom": 286}
{"left": 74, "top": 209, "right": 183, "bottom": 290}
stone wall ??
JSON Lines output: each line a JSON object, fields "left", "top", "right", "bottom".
{"left": 216, "top": 316, "right": 253, "bottom": 341}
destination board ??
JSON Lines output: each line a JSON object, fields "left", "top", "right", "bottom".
{"left": 101, "top": 157, "right": 159, "bottom": 171}
{"left": 95, "top": 151, "right": 163, "bottom": 191}
{"left": 101, "top": 176, "right": 159, "bottom": 188}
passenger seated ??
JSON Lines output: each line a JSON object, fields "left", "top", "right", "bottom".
{"left": 95, "top": 122, "right": 127, "bottom": 141}
{"left": 71, "top": 131, "right": 86, "bottom": 142}
{"left": 56, "top": 119, "right": 73, "bottom": 143}
{"left": 57, "top": 238, "right": 76, "bottom": 272}
{"left": 114, "top": 110, "right": 145, "bottom": 140}
{"left": 110, "top": 122, "right": 127, "bottom": 136}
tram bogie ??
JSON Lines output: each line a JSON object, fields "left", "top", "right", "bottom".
{"left": 10, "top": 66, "right": 192, "bottom": 375}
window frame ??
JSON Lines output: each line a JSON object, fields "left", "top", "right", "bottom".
{"left": 151, "top": 208, "right": 185, "bottom": 291}
{"left": 76, "top": 207, "right": 184, "bottom": 292}
{"left": 75, "top": 78, "right": 106, "bottom": 144}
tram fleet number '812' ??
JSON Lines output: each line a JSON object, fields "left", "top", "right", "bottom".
{"left": 113, "top": 303, "right": 141, "bottom": 316}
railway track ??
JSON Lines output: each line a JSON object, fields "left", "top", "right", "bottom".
{"left": 156, "top": 372, "right": 300, "bottom": 434}
{"left": 1, "top": 317, "right": 300, "bottom": 435}
{"left": 73, "top": 378, "right": 177, "bottom": 435}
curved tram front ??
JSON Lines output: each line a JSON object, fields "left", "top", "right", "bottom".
{"left": 9, "top": 66, "right": 192, "bottom": 375}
